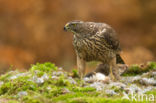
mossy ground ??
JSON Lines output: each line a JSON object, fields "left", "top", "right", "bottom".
{"left": 122, "top": 62, "right": 156, "bottom": 76}
{"left": 0, "top": 62, "right": 155, "bottom": 103}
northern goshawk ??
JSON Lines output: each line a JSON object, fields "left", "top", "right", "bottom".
{"left": 64, "top": 20, "right": 124, "bottom": 81}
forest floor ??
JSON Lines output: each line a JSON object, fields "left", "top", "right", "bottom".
{"left": 0, "top": 62, "right": 155, "bottom": 103}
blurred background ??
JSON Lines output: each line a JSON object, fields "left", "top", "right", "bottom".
{"left": 0, "top": 0, "right": 156, "bottom": 74}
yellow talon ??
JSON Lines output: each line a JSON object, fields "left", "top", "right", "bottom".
{"left": 110, "top": 66, "right": 116, "bottom": 81}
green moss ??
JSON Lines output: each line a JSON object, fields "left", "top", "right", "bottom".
{"left": 30, "top": 62, "right": 57, "bottom": 73}
{"left": 0, "top": 71, "right": 18, "bottom": 81}
{"left": 146, "top": 89, "right": 156, "bottom": 95}
{"left": 72, "top": 87, "right": 96, "bottom": 92}
{"left": 22, "top": 97, "right": 41, "bottom": 103}
{"left": 72, "top": 69, "right": 79, "bottom": 78}
{"left": 69, "top": 97, "right": 132, "bottom": 103}
{"left": 52, "top": 92, "right": 99, "bottom": 102}
{"left": 0, "top": 75, "right": 37, "bottom": 96}
{"left": 147, "top": 62, "right": 156, "bottom": 70}
{"left": 111, "top": 86, "right": 123, "bottom": 93}
{"left": 122, "top": 65, "right": 140, "bottom": 76}
{"left": 36, "top": 71, "right": 44, "bottom": 77}
{"left": 0, "top": 62, "right": 155, "bottom": 103}
{"left": 8, "top": 100, "right": 19, "bottom": 103}
{"left": 53, "top": 95, "right": 140, "bottom": 103}
{"left": 54, "top": 75, "right": 70, "bottom": 86}
{"left": 122, "top": 62, "right": 156, "bottom": 76}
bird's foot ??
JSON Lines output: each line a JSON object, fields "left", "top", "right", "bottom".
{"left": 109, "top": 73, "right": 116, "bottom": 82}
{"left": 79, "top": 72, "right": 85, "bottom": 80}
{"left": 109, "top": 73, "right": 120, "bottom": 82}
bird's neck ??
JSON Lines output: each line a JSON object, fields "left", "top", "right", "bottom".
{"left": 74, "top": 33, "right": 82, "bottom": 39}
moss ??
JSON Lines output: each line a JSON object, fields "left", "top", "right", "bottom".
{"left": 72, "top": 87, "right": 96, "bottom": 92}
{"left": 147, "top": 62, "right": 156, "bottom": 70}
{"left": 0, "top": 77, "right": 37, "bottom": 95}
{"left": 52, "top": 92, "right": 99, "bottom": 102}
{"left": 72, "top": 69, "right": 79, "bottom": 78}
{"left": 146, "top": 89, "right": 156, "bottom": 95}
{"left": 8, "top": 100, "right": 19, "bottom": 103}
{"left": 0, "top": 62, "right": 155, "bottom": 103}
{"left": 56, "top": 96, "right": 138, "bottom": 103}
{"left": 122, "top": 62, "right": 156, "bottom": 76}
{"left": 0, "top": 71, "right": 18, "bottom": 81}
{"left": 122, "top": 65, "right": 140, "bottom": 76}
{"left": 69, "top": 97, "right": 132, "bottom": 103}
{"left": 36, "top": 71, "right": 45, "bottom": 77}
{"left": 30, "top": 62, "right": 57, "bottom": 73}
{"left": 22, "top": 95, "right": 43, "bottom": 103}
{"left": 112, "top": 87, "right": 123, "bottom": 93}
{"left": 55, "top": 76, "right": 70, "bottom": 86}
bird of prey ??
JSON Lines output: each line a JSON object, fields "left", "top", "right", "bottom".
{"left": 64, "top": 20, "right": 124, "bottom": 81}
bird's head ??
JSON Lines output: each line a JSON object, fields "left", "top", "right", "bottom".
{"left": 64, "top": 20, "right": 84, "bottom": 34}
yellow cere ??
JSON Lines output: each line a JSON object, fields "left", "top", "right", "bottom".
{"left": 65, "top": 23, "right": 69, "bottom": 27}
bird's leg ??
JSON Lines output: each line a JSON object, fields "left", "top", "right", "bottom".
{"left": 109, "top": 57, "right": 120, "bottom": 81}
{"left": 109, "top": 65, "right": 115, "bottom": 81}
{"left": 77, "top": 55, "right": 86, "bottom": 79}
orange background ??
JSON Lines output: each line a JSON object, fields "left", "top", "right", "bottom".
{"left": 0, "top": 0, "right": 155, "bottom": 73}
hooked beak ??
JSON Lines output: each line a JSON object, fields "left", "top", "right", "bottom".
{"left": 64, "top": 26, "right": 67, "bottom": 31}
{"left": 64, "top": 23, "right": 69, "bottom": 31}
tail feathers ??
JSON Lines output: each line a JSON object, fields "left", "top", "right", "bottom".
{"left": 116, "top": 54, "right": 125, "bottom": 64}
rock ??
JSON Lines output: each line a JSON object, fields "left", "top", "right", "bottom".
{"left": 151, "top": 72, "right": 156, "bottom": 79}
{"left": 42, "top": 73, "right": 49, "bottom": 80}
{"left": 141, "top": 86, "right": 154, "bottom": 93}
{"left": 105, "top": 89, "right": 117, "bottom": 96}
{"left": 52, "top": 75, "right": 59, "bottom": 80}
{"left": 128, "top": 84, "right": 142, "bottom": 94}
{"left": 34, "top": 76, "right": 44, "bottom": 84}
{"left": 141, "top": 72, "right": 149, "bottom": 77}
{"left": 32, "top": 73, "right": 49, "bottom": 84}
{"left": 0, "top": 81, "right": 4, "bottom": 86}
{"left": 84, "top": 77, "right": 93, "bottom": 83}
{"left": 121, "top": 77, "right": 132, "bottom": 83}
{"left": 121, "top": 75, "right": 141, "bottom": 84}
{"left": 9, "top": 75, "right": 18, "bottom": 80}
{"left": 151, "top": 72, "right": 156, "bottom": 76}
{"left": 131, "top": 76, "right": 142, "bottom": 82}
{"left": 18, "top": 91, "right": 28, "bottom": 97}
{"left": 109, "top": 82, "right": 126, "bottom": 89}
{"left": 52, "top": 71, "right": 64, "bottom": 76}
{"left": 68, "top": 77, "right": 77, "bottom": 84}
{"left": 46, "top": 86, "right": 51, "bottom": 90}
{"left": 89, "top": 82, "right": 105, "bottom": 91}
{"left": 61, "top": 88, "right": 70, "bottom": 94}
{"left": 140, "top": 78, "right": 156, "bottom": 86}
{"left": 9, "top": 72, "right": 29, "bottom": 80}
{"left": 58, "top": 67, "right": 63, "bottom": 70}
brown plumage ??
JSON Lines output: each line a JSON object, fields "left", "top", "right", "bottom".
{"left": 64, "top": 20, "right": 124, "bottom": 81}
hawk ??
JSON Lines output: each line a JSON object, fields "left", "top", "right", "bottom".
{"left": 64, "top": 20, "right": 124, "bottom": 81}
